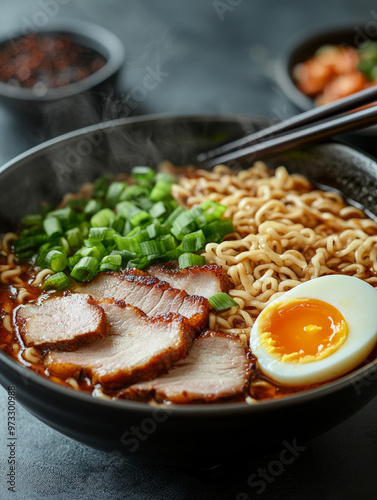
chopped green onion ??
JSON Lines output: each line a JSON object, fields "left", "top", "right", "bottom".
{"left": 110, "top": 215, "right": 125, "bottom": 234}
{"left": 44, "top": 250, "right": 67, "bottom": 272}
{"left": 115, "top": 200, "right": 140, "bottom": 219}
{"left": 99, "top": 254, "right": 122, "bottom": 272}
{"left": 35, "top": 242, "right": 51, "bottom": 267}
{"left": 93, "top": 174, "right": 112, "bottom": 199}
{"left": 132, "top": 166, "right": 156, "bottom": 183}
{"left": 43, "top": 216, "right": 63, "bottom": 238}
{"left": 157, "top": 233, "right": 176, "bottom": 251}
{"left": 150, "top": 180, "right": 172, "bottom": 202}
{"left": 201, "top": 200, "right": 227, "bottom": 223}
{"left": 120, "top": 184, "right": 152, "bottom": 202}
{"left": 171, "top": 211, "right": 197, "bottom": 240}
{"left": 165, "top": 206, "right": 185, "bottom": 225}
{"left": 46, "top": 207, "right": 73, "bottom": 228}
{"left": 14, "top": 166, "right": 236, "bottom": 282}
{"left": 130, "top": 210, "right": 152, "bottom": 227}
{"left": 202, "top": 220, "right": 235, "bottom": 242}
{"left": 90, "top": 208, "right": 115, "bottom": 228}
{"left": 156, "top": 172, "right": 177, "bottom": 184}
{"left": 88, "top": 227, "right": 115, "bottom": 243}
{"left": 181, "top": 229, "right": 205, "bottom": 252}
{"left": 114, "top": 234, "right": 141, "bottom": 254}
{"left": 162, "top": 246, "right": 183, "bottom": 262}
{"left": 105, "top": 181, "right": 127, "bottom": 207}
{"left": 82, "top": 241, "right": 107, "bottom": 260}
{"left": 42, "top": 272, "right": 70, "bottom": 291}
{"left": 208, "top": 293, "right": 238, "bottom": 311}
{"left": 139, "top": 240, "right": 166, "bottom": 257}
{"left": 13, "top": 235, "right": 49, "bottom": 254}
{"left": 178, "top": 253, "right": 206, "bottom": 269}
{"left": 110, "top": 249, "right": 136, "bottom": 265}
{"left": 68, "top": 254, "right": 81, "bottom": 271}
{"left": 149, "top": 201, "right": 168, "bottom": 219}
{"left": 84, "top": 199, "right": 102, "bottom": 216}
{"left": 19, "top": 226, "right": 44, "bottom": 238}
{"left": 79, "top": 221, "right": 90, "bottom": 238}
{"left": 126, "top": 255, "right": 156, "bottom": 269}
{"left": 146, "top": 221, "right": 161, "bottom": 239}
{"left": 21, "top": 214, "right": 43, "bottom": 227}
{"left": 60, "top": 237, "right": 70, "bottom": 255}
{"left": 71, "top": 256, "right": 99, "bottom": 282}
{"left": 66, "top": 227, "right": 83, "bottom": 250}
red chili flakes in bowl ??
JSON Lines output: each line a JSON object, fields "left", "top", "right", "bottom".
{"left": 0, "top": 34, "right": 107, "bottom": 94}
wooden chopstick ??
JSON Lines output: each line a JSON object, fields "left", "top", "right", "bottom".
{"left": 199, "top": 102, "right": 377, "bottom": 167}
{"left": 198, "top": 84, "right": 377, "bottom": 167}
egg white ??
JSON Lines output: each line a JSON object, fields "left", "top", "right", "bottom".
{"left": 249, "top": 275, "right": 377, "bottom": 386}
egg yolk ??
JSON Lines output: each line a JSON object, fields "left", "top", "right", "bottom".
{"left": 258, "top": 298, "right": 348, "bottom": 363}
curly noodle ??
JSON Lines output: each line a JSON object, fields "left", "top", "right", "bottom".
{"left": 173, "top": 162, "right": 377, "bottom": 338}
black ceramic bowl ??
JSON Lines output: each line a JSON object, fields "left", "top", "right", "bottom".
{"left": 1, "top": 114, "right": 377, "bottom": 468}
{"left": 276, "top": 24, "right": 377, "bottom": 146}
{"left": 0, "top": 19, "right": 125, "bottom": 132}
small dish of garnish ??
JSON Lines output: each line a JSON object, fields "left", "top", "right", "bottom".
{"left": 0, "top": 19, "right": 125, "bottom": 129}
{"left": 276, "top": 25, "right": 377, "bottom": 121}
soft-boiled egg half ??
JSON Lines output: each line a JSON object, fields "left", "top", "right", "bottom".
{"left": 249, "top": 275, "right": 377, "bottom": 386}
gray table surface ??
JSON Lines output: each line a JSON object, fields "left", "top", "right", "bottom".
{"left": 1, "top": 1, "right": 377, "bottom": 499}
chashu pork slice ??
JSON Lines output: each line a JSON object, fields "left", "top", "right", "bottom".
{"left": 71, "top": 271, "right": 209, "bottom": 331}
{"left": 46, "top": 299, "right": 195, "bottom": 388}
{"left": 122, "top": 330, "right": 251, "bottom": 403}
{"left": 16, "top": 293, "right": 107, "bottom": 351}
{"left": 147, "top": 264, "right": 231, "bottom": 299}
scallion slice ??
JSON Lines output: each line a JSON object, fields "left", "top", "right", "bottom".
{"left": 178, "top": 253, "right": 206, "bottom": 269}
{"left": 150, "top": 180, "right": 172, "bottom": 202}
{"left": 202, "top": 220, "right": 235, "bottom": 242}
{"left": 90, "top": 208, "right": 115, "bottom": 228}
{"left": 105, "top": 181, "right": 127, "bottom": 207}
{"left": 44, "top": 250, "right": 67, "bottom": 272}
{"left": 13, "top": 235, "right": 49, "bottom": 254}
{"left": 171, "top": 211, "right": 197, "bottom": 240}
{"left": 66, "top": 227, "right": 83, "bottom": 250}
{"left": 43, "top": 216, "right": 63, "bottom": 238}
{"left": 21, "top": 214, "right": 43, "bottom": 227}
{"left": 46, "top": 207, "right": 73, "bottom": 228}
{"left": 88, "top": 227, "right": 115, "bottom": 243}
{"left": 139, "top": 240, "right": 166, "bottom": 257}
{"left": 131, "top": 166, "right": 156, "bottom": 183}
{"left": 149, "top": 201, "right": 168, "bottom": 219}
{"left": 84, "top": 199, "right": 102, "bottom": 216}
{"left": 42, "top": 272, "right": 70, "bottom": 291}
{"left": 114, "top": 234, "right": 141, "bottom": 254}
{"left": 181, "top": 229, "right": 205, "bottom": 252}
{"left": 99, "top": 254, "right": 122, "bottom": 272}
{"left": 71, "top": 256, "right": 99, "bottom": 282}
{"left": 208, "top": 293, "right": 238, "bottom": 311}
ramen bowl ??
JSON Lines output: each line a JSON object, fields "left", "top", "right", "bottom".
{"left": 1, "top": 114, "right": 377, "bottom": 467}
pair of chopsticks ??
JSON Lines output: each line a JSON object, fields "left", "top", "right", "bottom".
{"left": 197, "top": 85, "right": 377, "bottom": 167}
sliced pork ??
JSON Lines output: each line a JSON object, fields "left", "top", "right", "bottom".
{"left": 122, "top": 330, "right": 251, "bottom": 403}
{"left": 147, "top": 264, "right": 231, "bottom": 299}
{"left": 71, "top": 271, "right": 209, "bottom": 331}
{"left": 16, "top": 293, "right": 107, "bottom": 351}
{"left": 46, "top": 299, "right": 195, "bottom": 388}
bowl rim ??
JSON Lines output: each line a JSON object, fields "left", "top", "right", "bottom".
{"left": 0, "top": 18, "right": 125, "bottom": 102}
{"left": 1, "top": 112, "right": 377, "bottom": 416}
